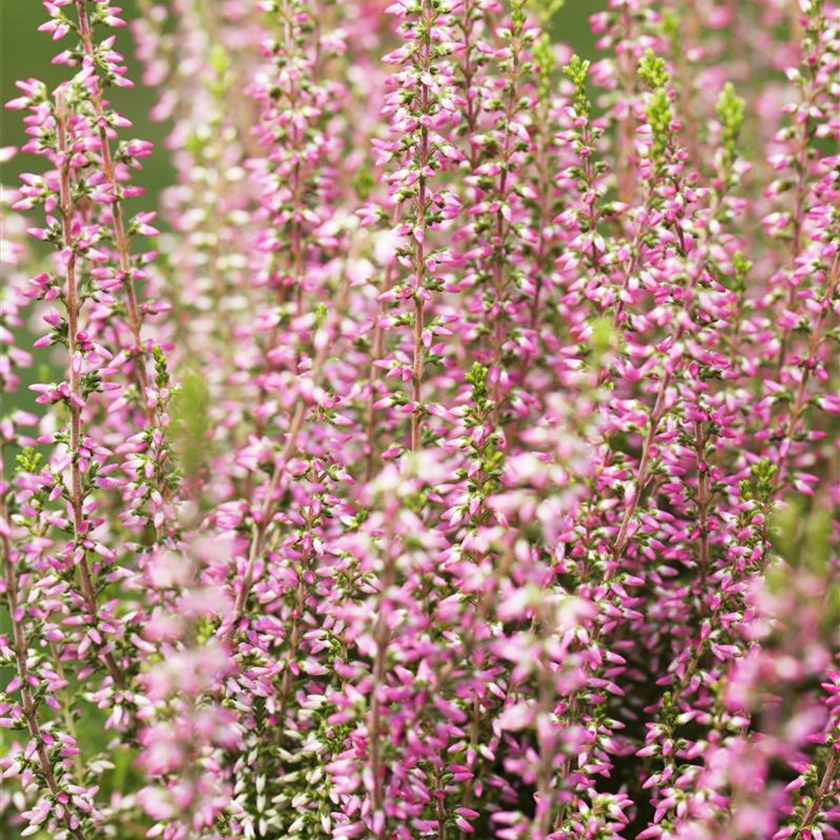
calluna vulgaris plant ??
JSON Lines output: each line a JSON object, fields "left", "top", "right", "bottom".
{"left": 1, "top": 0, "right": 839, "bottom": 838}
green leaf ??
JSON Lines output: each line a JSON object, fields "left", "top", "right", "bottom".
{"left": 170, "top": 366, "right": 212, "bottom": 479}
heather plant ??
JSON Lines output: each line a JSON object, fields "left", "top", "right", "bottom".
{"left": 1, "top": 1, "right": 839, "bottom": 840}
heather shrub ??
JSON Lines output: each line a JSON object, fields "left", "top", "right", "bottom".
{"left": 1, "top": 1, "right": 838, "bottom": 839}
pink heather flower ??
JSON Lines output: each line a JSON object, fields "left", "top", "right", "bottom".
{"left": 1, "top": 1, "right": 838, "bottom": 839}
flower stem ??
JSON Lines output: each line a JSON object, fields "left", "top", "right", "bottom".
{"left": 56, "top": 90, "right": 126, "bottom": 690}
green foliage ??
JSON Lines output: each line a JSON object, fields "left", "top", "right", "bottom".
{"left": 638, "top": 49, "right": 670, "bottom": 91}
{"left": 152, "top": 344, "right": 170, "bottom": 391}
{"left": 169, "top": 365, "right": 212, "bottom": 479}
{"left": 645, "top": 88, "right": 673, "bottom": 168}
{"left": 637, "top": 50, "right": 674, "bottom": 170}
{"left": 207, "top": 44, "right": 235, "bottom": 99}
{"left": 209, "top": 43, "right": 230, "bottom": 77}
{"left": 730, "top": 251, "right": 752, "bottom": 293}
{"left": 465, "top": 361, "right": 490, "bottom": 413}
{"left": 313, "top": 301, "right": 329, "bottom": 330}
{"left": 81, "top": 369, "right": 103, "bottom": 399}
{"left": 660, "top": 9, "right": 681, "bottom": 55}
{"left": 352, "top": 167, "right": 377, "bottom": 201}
{"left": 510, "top": 0, "right": 529, "bottom": 32}
{"left": 771, "top": 498, "right": 831, "bottom": 576}
{"left": 533, "top": 34, "right": 555, "bottom": 101}
{"left": 588, "top": 315, "right": 619, "bottom": 369}
{"left": 562, "top": 54, "right": 591, "bottom": 120}
{"left": 15, "top": 447, "right": 43, "bottom": 474}
{"left": 460, "top": 363, "right": 504, "bottom": 515}
{"left": 532, "top": 0, "right": 566, "bottom": 26}
{"left": 768, "top": 497, "right": 838, "bottom": 637}
{"left": 716, "top": 82, "right": 746, "bottom": 169}
{"left": 739, "top": 458, "right": 778, "bottom": 504}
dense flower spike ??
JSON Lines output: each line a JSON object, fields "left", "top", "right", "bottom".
{"left": 2, "top": 1, "right": 839, "bottom": 839}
